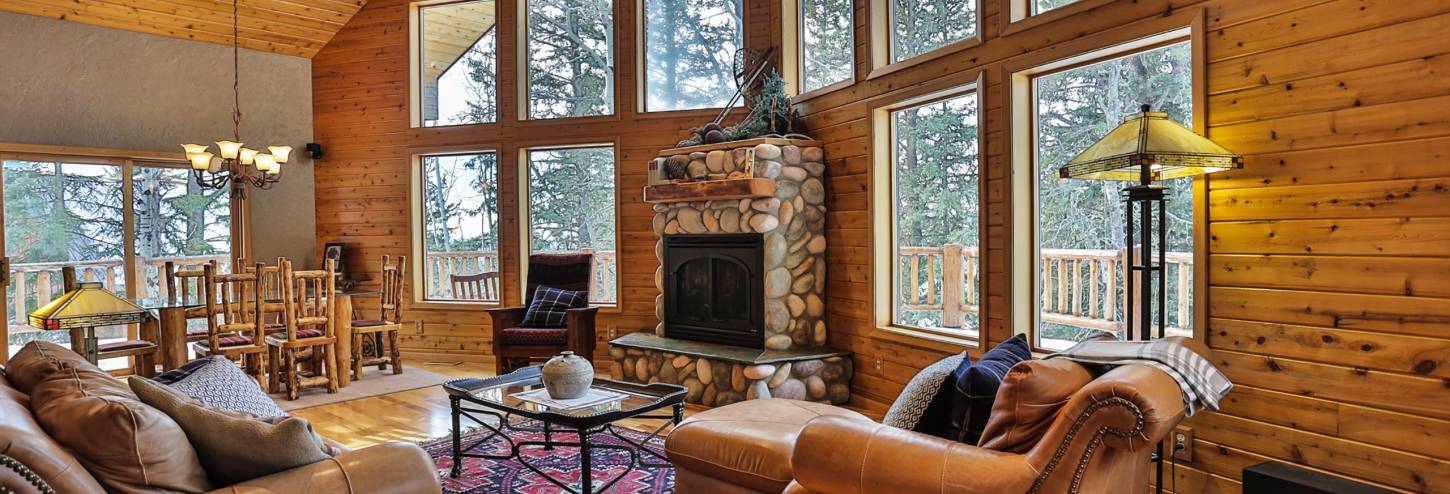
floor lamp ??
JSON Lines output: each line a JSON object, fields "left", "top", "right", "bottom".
{"left": 1057, "top": 104, "right": 1243, "bottom": 493}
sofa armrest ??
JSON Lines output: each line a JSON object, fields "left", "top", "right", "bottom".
{"left": 206, "top": 442, "right": 440, "bottom": 494}
{"left": 791, "top": 415, "right": 1037, "bottom": 494}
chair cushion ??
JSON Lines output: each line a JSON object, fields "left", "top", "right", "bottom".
{"left": 881, "top": 352, "right": 967, "bottom": 437}
{"left": 667, "top": 399, "right": 870, "bottom": 493}
{"left": 193, "top": 335, "right": 254, "bottom": 354}
{"left": 351, "top": 319, "right": 386, "bottom": 327}
{"left": 160, "top": 356, "right": 287, "bottom": 418}
{"left": 28, "top": 363, "right": 213, "bottom": 493}
{"left": 264, "top": 328, "right": 325, "bottom": 345}
{"left": 978, "top": 359, "right": 1094, "bottom": 453}
{"left": 97, "top": 339, "right": 156, "bottom": 353}
{"left": 496, "top": 326, "right": 569, "bottom": 346}
{"left": 130, "top": 376, "right": 329, "bottom": 486}
{"left": 947, "top": 334, "right": 1032, "bottom": 444}
{"left": 520, "top": 285, "right": 587, "bottom": 328}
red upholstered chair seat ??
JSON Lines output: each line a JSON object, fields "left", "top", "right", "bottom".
{"left": 191, "top": 335, "right": 254, "bottom": 354}
{"left": 264, "top": 328, "right": 325, "bottom": 345}
{"left": 496, "top": 327, "right": 569, "bottom": 346}
{"left": 97, "top": 339, "right": 156, "bottom": 352}
{"left": 352, "top": 319, "right": 387, "bottom": 327}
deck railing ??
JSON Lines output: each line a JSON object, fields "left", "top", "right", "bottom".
{"left": 423, "top": 249, "right": 618, "bottom": 304}
{"left": 898, "top": 245, "right": 1192, "bottom": 336}
{"left": 7, "top": 254, "right": 231, "bottom": 327}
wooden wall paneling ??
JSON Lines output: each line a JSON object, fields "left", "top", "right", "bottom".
{"left": 316, "top": 0, "right": 1450, "bottom": 491}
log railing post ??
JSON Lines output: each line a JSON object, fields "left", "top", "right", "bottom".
{"left": 941, "top": 244, "right": 964, "bottom": 328}
{"left": 12, "top": 272, "right": 25, "bottom": 325}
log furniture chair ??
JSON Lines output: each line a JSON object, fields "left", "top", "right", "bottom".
{"left": 240, "top": 257, "right": 287, "bottom": 334}
{"left": 486, "top": 253, "right": 599, "bottom": 374}
{"left": 164, "top": 259, "right": 219, "bottom": 343}
{"left": 266, "top": 259, "right": 340, "bottom": 399}
{"left": 58, "top": 267, "right": 160, "bottom": 377}
{"left": 450, "top": 271, "right": 500, "bottom": 301}
{"left": 189, "top": 262, "right": 269, "bottom": 388}
{"left": 349, "top": 255, "right": 406, "bottom": 380}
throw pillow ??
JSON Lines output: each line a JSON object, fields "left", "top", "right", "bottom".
{"left": 521, "top": 285, "right": 588, "bottom": 328}
{"left": 945, "top": 334, "right": 1032, "bottom": 444}
{"left": 882, "top": 352, "right": 967, "bottom": 438}
{"left": 129, "top": 377, "right": 331, "bottom": 487}
{"left": 977, "top": 359, "right": 1093, "bottom": 453}
{"left": 164, "top": 356, "right": 287, "bottom": 418}
{"left": 5, "top": 341, "right": 84, "bottom": 394}
{"left": 28, "top": 364, "right": 213, "bottom": 493}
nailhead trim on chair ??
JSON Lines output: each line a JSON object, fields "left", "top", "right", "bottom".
{"left": 0, "top": 454, "right": 56, "bottom": 494}
{"left": 1027, "top": 396, "right": 1146, "bottom": 494}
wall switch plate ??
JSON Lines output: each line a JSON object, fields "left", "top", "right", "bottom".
{"left": 1173, "top": 426, "right": 1194, "bottom": 462}
{"left": 873, "top": 356, "right": 884, "bottom": 372}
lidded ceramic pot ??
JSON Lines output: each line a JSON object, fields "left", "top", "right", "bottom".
{"left": 542, "top": 351, "right": 594, "bottom": 399}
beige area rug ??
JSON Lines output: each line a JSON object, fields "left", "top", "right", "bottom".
{"left": 271, "top": 366, "right": 455, "bottom": 412}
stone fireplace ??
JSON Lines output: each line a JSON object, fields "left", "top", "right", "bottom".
{"left": 608, "top": 137, "right": 852, "bottom": 407}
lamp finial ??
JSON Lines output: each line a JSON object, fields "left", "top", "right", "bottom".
{"left": 1140, "top": 104, "right": 1151, "bottom": 113}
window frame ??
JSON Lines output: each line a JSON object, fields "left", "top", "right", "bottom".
{"left": 517, "top": 141, "right": 621, "bottom": 310}
{"left": 781, "top": 0, "right": 858, "bottom": 100}
{"left": 869, "top": 68, "right": 986, "bottom": 350}
{"left": 0, "top": 144, "right": 243, "bottom": 369}
{"left": 634, "top": 0, "right": 748, "bottom": 115}
{"left": 867, "top": 0, "right": 985, "bottom": 80}
{"left": 409, "top": 0, "right": 502, "bottom": 129}
{"left": 409, "top": 146, "right": 505, "bottom": 307}
{"left": 517, "top": 0, "right": 620, "bottom": 121}
{"left": 1005, "top": 9, "right": 1208, "bottom": 352}
{"left": 1000, "top": 0, "right": 1118, "bottom": 37}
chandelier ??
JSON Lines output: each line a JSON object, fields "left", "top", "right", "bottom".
{"left": 181, "top": 0, "right": 287, "bottom": 191}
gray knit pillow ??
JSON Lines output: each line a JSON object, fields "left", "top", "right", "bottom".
{"left": 883, "top": 353, "right": 967, "bottom": 433}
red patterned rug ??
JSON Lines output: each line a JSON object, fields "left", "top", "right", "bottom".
{"left": 420, "top": 423, "right": 675, "bottom": 493}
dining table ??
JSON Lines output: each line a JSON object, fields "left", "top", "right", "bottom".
{"left": 137, "top": 289, "right": 381, "bottom": 388}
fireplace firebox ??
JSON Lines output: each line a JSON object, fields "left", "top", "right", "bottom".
{"left": 662, "top": 234, "right": 764, "bottom": 348}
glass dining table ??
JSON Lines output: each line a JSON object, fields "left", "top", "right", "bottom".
{"left": 137, "top": 290, "right": 381, "bottom": 387}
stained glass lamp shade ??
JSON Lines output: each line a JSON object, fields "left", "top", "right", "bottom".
{"left": 28, "top": 282, "right": 148, "bottom": 330}
{"left": 1058, "top": 105, "right": 1243, "bottom": 183}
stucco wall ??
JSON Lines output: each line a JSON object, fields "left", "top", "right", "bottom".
{"left": 0, "top": 11, "right": 317, "bottom": 267}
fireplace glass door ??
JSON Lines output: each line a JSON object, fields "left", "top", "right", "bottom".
{"left": 663, "top": 234, "right": 763, "bottom": 348}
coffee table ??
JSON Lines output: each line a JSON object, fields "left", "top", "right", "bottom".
{"left": 443, "top": 366, "right": 687, "bottom": 493}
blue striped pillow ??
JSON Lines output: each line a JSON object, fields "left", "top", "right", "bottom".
{"left": 521, "top": 286, "right": 588, "bottom": 328}
{"left": 946, "top": 334, "right": 1032, "bottom": 444}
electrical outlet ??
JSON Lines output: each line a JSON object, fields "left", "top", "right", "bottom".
{"left": 1172, "top": 426, "right": 1194, "bottom": 462}
{"left": 873, "top": 356, "right": 884, "bottom": 372}
{"left": 607, "top": 325, "right": 617, "bottom": 339}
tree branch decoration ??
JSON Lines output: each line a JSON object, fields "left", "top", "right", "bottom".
{"left": 677, "top": 48, "right": 808, "bottom": 147}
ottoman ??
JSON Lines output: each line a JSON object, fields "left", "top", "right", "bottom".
{"left": 665, "top": 399, "right": 870, "bottom": 493}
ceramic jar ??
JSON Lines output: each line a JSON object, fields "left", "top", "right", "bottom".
{"left": 542, "top": 351, "right": 594, "bottom": 399}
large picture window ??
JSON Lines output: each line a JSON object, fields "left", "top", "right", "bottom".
{"left": 526, "top": 0, "right": 615, "bottom": 118}
{"left": 642, "top": 0, "right": 743, "bottom": 112}
{"left": 889, "top": 0, "right": 977, "bottom": 63}
{"left": 887, "top": 90, "right": 981, "bottom": 338}
{"left": 417, "top": 0, "right": 498, "bottom": 127}
{"left": 418, "top": 152, "right": 500, "bottom": 302}
{"left": 3, "top": 158, "right": 231, "bottom": 366}
{"left": 525, "top": 146, "right": 617, "bottom": 304}
{"left": 798, "top": 0, "right": 854, "bottom": 93}
{"left": 1028, "top": 41, "right": 1195, "bottom": 350}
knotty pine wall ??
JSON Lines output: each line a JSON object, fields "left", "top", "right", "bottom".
{"left": 314, "top": 0, "right": 1449, "bottom": 492}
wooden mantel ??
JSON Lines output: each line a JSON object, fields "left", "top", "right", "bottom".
{"left": 643, "top": 177, "right": 777, "bottom": 203}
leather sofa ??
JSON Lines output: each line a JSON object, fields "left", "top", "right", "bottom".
{"left": 0, "top": 342, "right": 441, "bottom": 494}
{"left": 667, "top": 363, "right": 1186, "bottom": 494}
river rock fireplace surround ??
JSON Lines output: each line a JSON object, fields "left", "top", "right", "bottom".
{"left": 608, "top": 138, "right": 853, "bottom": 407}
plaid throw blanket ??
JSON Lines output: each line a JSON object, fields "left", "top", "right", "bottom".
{"left": 1046, "top": 337, "right": 1231, "bottom": 416}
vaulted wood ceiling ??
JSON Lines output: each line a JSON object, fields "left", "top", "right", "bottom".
{"left": 0, "top": 0, "right": 367, "bottom": 58}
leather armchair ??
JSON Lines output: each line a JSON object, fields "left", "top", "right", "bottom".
{"left": 488, "top": 253, "right": 600, "bottom": 373}
{"left": 786, "top": 365, "right": 1186, "bottom": 494}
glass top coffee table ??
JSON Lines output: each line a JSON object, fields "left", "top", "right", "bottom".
{"left": 443, "top": 365, "right": 687, "bottom": 494}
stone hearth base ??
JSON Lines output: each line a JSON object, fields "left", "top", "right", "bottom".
{"left": 608, "top": 333, "right": 852, "bottom": 407}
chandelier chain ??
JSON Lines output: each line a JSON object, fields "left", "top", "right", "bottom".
{"left": 232, "top": 0, "right": 241, "bottom": 142}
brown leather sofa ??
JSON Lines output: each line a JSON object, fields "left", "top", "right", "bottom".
{"left": 668, "top": 363, "right": 1186, "bottom": 494}
{"left": 0, "top": 342, "right": 441, "bottom": 494}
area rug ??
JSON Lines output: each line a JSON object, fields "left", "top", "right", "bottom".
{"left": 420, "top": 424, "right": 675, "bottom": 493}
{"left": 271, "top": 366, "right": 453, "bottom": 412}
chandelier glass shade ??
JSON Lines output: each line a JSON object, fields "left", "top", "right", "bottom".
{"left": 181, "top": 0, "right": 288, "bottom": 191}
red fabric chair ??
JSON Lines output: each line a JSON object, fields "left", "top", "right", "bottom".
{"left": 487, "top": 253, "right": 599, "bottom": 374}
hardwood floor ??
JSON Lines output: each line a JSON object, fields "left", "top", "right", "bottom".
{"left": 290, "top": 360, "right": 701, "bottom": 450}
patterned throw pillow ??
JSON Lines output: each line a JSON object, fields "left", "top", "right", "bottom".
{"left": 882, "top": 352, "right": 967, "bottom": 437}
{"left": 946, "top": 334, "right": 1032, "bottom": 444}
{"left": 158, "top": 356, "right": 287, "bottom": 419}
{"left": 521, "top": 286, "right": 588, "bottom": 328}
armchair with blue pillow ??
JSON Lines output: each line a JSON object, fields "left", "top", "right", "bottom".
{"left": 487, "top": 253, "right": 600, "bottom": 373}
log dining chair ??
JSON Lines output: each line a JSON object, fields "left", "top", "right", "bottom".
{"left": 486, "top": 253, "right": 598, "bottom": 374}
{"left": 190, "top": 262, "right": 268, "bottom": 388}
{"left": 240, "top": 257, "right": 287, "bottom": 334}
{"left": 450, "top": 272, "right": 499, "bottom": 301}
{"left": 266, "top": 259, "right": 340, "bottom": 399}
{"left": 58, "top": 267, "right": 160, "bottom": 377}
{"left": 164, "top": 259, "right": 219, "bottom": 344}
{"left": 349, "top": 256, "right": 406, "bottom": 381}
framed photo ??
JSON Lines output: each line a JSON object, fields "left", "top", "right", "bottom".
{"left": 323, "top": 242, "right": 346, "bottom": 274}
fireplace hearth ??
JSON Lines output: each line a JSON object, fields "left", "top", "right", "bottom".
{"left": 663, "top": 234, "right": 764, "bottom": 348}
